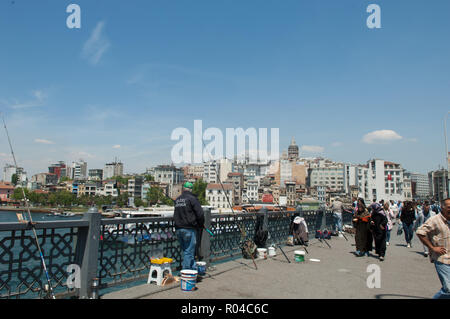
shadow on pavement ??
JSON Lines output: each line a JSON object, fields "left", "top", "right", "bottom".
{"left": 375, "top": 294, "right": 428, "bottom": 299}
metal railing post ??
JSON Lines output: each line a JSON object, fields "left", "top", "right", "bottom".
{"left": 78, "top": 207, "right": 101, "bottom": 299}
{"left": 199, "top": 207, "right": 211, "bottom": 267}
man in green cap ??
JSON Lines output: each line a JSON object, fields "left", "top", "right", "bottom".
{"left": 174, "top": 181, "right": 205, "bottom": 270}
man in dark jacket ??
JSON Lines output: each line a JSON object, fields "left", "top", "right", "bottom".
{"left": 174, "top": 182, "right": 205, "bottom": 270}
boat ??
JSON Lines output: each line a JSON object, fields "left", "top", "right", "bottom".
{"left": 55, "top": 211, "right": 76, "bottom": 217}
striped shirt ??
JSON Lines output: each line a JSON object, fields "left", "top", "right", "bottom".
{"left": 416, "top": 213, "right": 450, "bottom": 265}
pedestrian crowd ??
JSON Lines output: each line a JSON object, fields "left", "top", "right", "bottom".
{"left": 331, "top": 195, "right": 449, "bottom": 299}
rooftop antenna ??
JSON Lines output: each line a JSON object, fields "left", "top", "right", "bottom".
{"left": 1, "top": 112, "right": 56, "bottom": 299}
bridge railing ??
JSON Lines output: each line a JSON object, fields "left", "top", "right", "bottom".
{"left": 0, "top": 207, "right": 343, "bottom": 299}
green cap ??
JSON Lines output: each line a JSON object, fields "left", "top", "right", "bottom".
{"left": 183, "top": 182, "right": 194, "bottom": 189}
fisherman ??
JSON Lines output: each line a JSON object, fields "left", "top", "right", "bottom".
{"left": 329, "top": 196, "right": 344, "bottom": 234}
{"left": 174, "top": 182, "right": 205, "bottom": 271}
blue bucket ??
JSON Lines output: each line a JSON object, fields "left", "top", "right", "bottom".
{"left": 180, "top": 270, "right": 198, "bottom": 291}
{"left": 197, "top": 262, "right": 206, "bottom": 276}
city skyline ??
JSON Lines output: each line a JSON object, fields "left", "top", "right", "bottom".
{"left": 1, "top": 1, "right": 450, "bottom": 176}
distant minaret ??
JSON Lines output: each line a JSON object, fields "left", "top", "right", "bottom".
{"left": 288, "top": 137, "right": 299, "bottom": 161}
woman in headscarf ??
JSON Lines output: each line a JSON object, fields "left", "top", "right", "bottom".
{"left": 352, "top": 198, "right": 373, "bottom": 257}
{"left": 383, "top": 201, "right": 397, "bottom": 246}
{"left": 370, "top": 203, "right": 388, "bottom": 261}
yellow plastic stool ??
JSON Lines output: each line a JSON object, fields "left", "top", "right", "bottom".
{"left": 147, "top": 258, "right": 173, "bottom": 286}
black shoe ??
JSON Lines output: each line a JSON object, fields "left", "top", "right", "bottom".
{"left": 379, "top": 256, "right": 384, "bottom": 261}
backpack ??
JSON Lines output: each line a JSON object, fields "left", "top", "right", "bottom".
{"left": 253, "top": 216, "right": 268, "bottom": 248}
{"left": 241, "top": 240, "right": 257, "bottom": 259}
{"left": 323, "top": 230, "right": 331, "bottom": 240}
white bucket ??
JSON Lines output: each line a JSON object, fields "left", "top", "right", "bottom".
{"left": 268, "top": 247, "right": 276, "bottom": 257}
{"left": 257, "top": 248, "right": 267, "bottom": 259}
{"left": 180, "top": 269, "right": 198, "bottom": 291}
{"left": 294, "top": 250, "right": 306, "bottom": 262}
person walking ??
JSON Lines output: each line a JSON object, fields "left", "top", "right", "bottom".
{"left": 353, "top": 198, "right": 373, "bottom": 257}
{"left": 415, "top": 201, "right": 436, "bottom": 257}
{"left": 384, "top": 202, "right": 397, "bottom": 246}
{"left": 174, "top": 182, "right": 205, "bottom": 271}
{"left": 370, "top": 203, "right": 388, "bottom": 261}
{"left": 400, "top": 201, "right": 416, "bottom": 248}
{"left": 416, "top": 198, "right": 450, "bottom": 299}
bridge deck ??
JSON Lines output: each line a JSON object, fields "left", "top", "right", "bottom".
{"left": 102, "top": 231, "right": 440, "bottom": 299}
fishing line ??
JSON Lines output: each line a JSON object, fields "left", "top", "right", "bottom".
{"left": 201, "top": 140, "right": 258, "bottom": 270}
{"left": 1, "top": 112, "right": 56, "bottom": 299}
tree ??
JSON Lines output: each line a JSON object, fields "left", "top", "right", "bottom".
{"left": 144, "top": 174, "right": 154, "bottom": 182}
{"left": 146, "top": 187, "right": 163, "bottom": 206}
{"left": 12, "top": 187, "right": 29, "bottom": 201}
{"left": 192, "top": 179, "right": 208, "bottom": 205}
{"left": 116, "top": 192, "right": 129, "bottom": 207}
{"left": 134, "top": 198, "right": 145, "bottom": 207}
{"left": 11, "top": 174, "right": 18, "bottom": 186}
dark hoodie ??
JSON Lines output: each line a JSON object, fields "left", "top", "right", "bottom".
{"left": 174, "top": 191, "right": 205, "bottom": 230}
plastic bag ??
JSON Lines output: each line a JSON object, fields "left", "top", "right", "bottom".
{"left": 397, "top": 223, "right": 403, "bottom": 236}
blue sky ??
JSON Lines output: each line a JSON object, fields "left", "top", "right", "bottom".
{"left": 1, "top": 0, "right": 450, "bottom": 176}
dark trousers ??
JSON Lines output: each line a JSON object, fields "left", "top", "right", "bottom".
{"left": 373, "top": 230, "right": 387, "bottom": 257}
{"left": 403, "top": 223, "right": 414, "bottom": 244}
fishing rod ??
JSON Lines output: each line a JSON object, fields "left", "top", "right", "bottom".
{"left": 271, "top": 195, "right": 308, "bottom": 256}
{"left": 241, "top": 188, "right": 292, "bottom": 262}
{"left": 201, "top": 141, "right": 258, "bottom": 270}
{"left": 1, "top": 113, "right": 56, "bottom": 299}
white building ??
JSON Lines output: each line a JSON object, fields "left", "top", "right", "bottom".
{"left": 103, "top": 161, "right": 124, "bottom": 180}
{"left": 357, "top": 159, "right": 404, "bottom": 202}
{"left": 242, "top": 179, "right": 259, "bottom": 204}
{"left": 70, "top": 160, "right": 88, "bottom": 180}
{"left": 308, "top": 165, "right": 345, "bottom": 193}
{"left": 219, "top": 158, "right": 233, "bottom": 183}
{"left": 3, "top": 164, "right": 16, "bottom": 182}
{"left": 97, "top": 181, "right": 119, "bottom": 197}
{"left": 154, "top": 165, "right": 184, "bottom": 185}
{"left": 403, "top": 171, "right": 413, "bottom": 201}
{"left": 203, "top": 161, "right": 219, "bottom": 184}
{"left": 127, "top": 176, "right": 144, "bottom": 198}
{"left": 185, "top": 164, "right": 204, "bottom": 179}
{"left": 206, "top": 183, "right": 233, "bottom": 208}
{"left": 410, "top": 172, "right": 431, "bottom": 201}
{"left": 2, "top": 164, "right": 26, "bottom": 184}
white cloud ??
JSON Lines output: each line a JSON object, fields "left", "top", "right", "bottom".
{"left": 2, "top": 89, "right": 47, "bottom": 109}
{"left": 331, "top": 142, "right": 343, "bottom": 147}
{"left": 68, "top": 150, "right": 96, "bottom": 159}
{"left": 362, "top": 130, "right": 403, "bottom": 144}
{"left": 113, "top": 144, "right": 121, "bottom": 149}
{"left": 82, "top": 21, "right": 110, "bottom": 65}
{"left": 301, "top": 145, "right": 325, "bottom": 153}
{"left": 34, "top": 138, "right": 55, "bottom": 145}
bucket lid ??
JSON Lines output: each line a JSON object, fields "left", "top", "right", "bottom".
{"left": 181, "top": 269, "right": 198, "bottom": 275}
{"left": 295, "top": 250, "right": 306, "bottom": 255}
{"left": 257, "top": 248, "right": 267, "bottom": 251}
